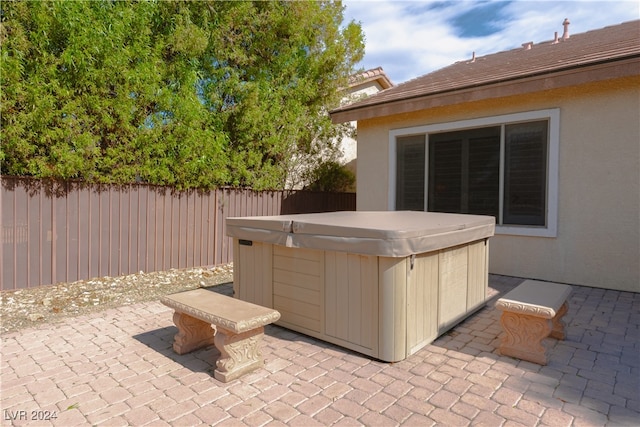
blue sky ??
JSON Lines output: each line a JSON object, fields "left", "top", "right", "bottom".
{"left": 343, "top": 0, "right": 640, "bottom": 84}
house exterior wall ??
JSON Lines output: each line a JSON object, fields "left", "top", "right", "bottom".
{"left": 356, "top": 76, "right": 640, "bottom": 292}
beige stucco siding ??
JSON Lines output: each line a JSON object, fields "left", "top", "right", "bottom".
{"left": 356, "top": 77, "right": 640, "bottom": 292}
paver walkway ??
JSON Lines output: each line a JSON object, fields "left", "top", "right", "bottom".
{"left": 1, "top": 275, "right": 638, "bottom": 426}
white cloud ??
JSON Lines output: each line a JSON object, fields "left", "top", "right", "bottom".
{"left": 344, "top": 0, "right": 640, "bottom": 83}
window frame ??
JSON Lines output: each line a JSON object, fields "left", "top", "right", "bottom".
{"left": 389, "top": 109, "right": 559, "bottom": 238}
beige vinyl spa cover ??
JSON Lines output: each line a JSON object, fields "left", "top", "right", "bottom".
{"left": 226, "top": 211, "right": 495, "bottom": 257}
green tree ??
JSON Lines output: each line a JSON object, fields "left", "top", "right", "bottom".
{"left": 304, "top": 160, "right": 356, "bottom": 192}
{"left": 0, "top": 1, "right": 364, "bottom": 190}
{"left": 0, "top": 1, "right": 228, "bottom": 188}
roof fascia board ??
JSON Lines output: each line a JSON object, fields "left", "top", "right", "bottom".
{"left": 351, "top": 75, "right": 394, "bottom": 91}
{"left": 331, "top": 56, "right": 640, "bottom": 124}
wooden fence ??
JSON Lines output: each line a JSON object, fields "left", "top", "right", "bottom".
{"left": 1, "top": 177, "right": 355, "bottom": 291}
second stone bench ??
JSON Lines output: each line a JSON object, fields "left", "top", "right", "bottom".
{"left": 495, "top": 280, "right": 571, "bottom": 365}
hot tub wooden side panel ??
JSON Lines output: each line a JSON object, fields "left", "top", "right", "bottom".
{"left": 273, "top": 245, "right": 324, "bottom": 335}
{"left": 233, "top": 239, "right": 273, "bottom": 308}
{"left": 468, "top": 239, "right": 489, "bottom": 312}
{"left": 439, "top": 245, "right": 471, "bottom": 333}
{"left": 407, "top": 252, "right": 439, "bottom": 355}
{"left": 437, "top": 240, "right": 489, "bottom": 335}
{"left": 323, "top": 252, "right": 380, "bottom": 357}
{"left": 325, "top": 252, "right": 379, "bottom": 354}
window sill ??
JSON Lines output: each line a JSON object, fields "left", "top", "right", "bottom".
{"left": 496, "top": 225, "right": 557, "bottom": 238}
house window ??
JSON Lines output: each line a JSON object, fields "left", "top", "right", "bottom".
{"left": 503, "top": 121, "right": 548, "bottom": 226}
{"left": 391, "top": 110, "right": 559, "bottom": 237}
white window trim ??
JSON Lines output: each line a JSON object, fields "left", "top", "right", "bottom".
{"left": 389, "top": 109, "right": 559, "bottom": 238}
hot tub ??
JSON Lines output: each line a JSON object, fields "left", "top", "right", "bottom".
{"left": 226, "top": 211, "right": 495, "bottom": 362}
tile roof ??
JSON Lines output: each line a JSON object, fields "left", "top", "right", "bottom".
{"left": 349, "top": 66, "right": 394, "bottom": 90}
{"left": 331, "top": 20, "right": 640, "bottom": 118}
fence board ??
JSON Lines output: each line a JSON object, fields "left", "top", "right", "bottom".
{"left": 1, "top": 177, "right": 355, "bottom": 291}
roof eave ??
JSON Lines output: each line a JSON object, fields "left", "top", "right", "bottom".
{"left": 349, "top": 67, "right": 395, "bottom": 90}
{"left": 330, "top": 56, "right": 640, "bottom": 124}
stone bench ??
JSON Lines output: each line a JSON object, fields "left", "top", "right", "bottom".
{"left": 495, "top": 280, "right": 571, "bottom": 365}
{"left": 161, "top": 288, "right": 280, "bottom": 382}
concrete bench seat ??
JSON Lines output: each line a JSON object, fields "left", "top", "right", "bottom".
{"left": 161, "top": 288, "right": 280, "bottom": 382}
{"left": 495, "top": 280, "right": 571, "bottom": 365}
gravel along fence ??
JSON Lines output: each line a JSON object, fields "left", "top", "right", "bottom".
{"left": 0, "top": 264, "right": 233, "bottom": 334}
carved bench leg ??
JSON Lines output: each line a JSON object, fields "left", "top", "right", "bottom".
{"left": 550, "top": 302, "right": 568, "bottom": 340}
{"left": 499, "top": 311, "right": 552, "bottom": 365}
{"left": 213, "top": 326, "right": 264, "bottom": 383}
{"left": 172, "top": 312, "right": 215, "bottom": 355}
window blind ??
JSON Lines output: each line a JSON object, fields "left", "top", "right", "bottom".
{"left": 396, "top": 135, "right": 426, "bottom": 211}
{"left": 504, "top": 121, "right": 548, "bottom": 226}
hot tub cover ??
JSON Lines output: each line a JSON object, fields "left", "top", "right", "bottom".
{"left": 226, "top": 211, "right": 495, "bottom": 257}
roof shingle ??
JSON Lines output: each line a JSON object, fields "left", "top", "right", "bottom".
{"left": 331, "top": 20, "right": 640, "bottom": 118}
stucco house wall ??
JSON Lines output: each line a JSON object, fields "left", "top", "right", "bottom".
{"left": 354, "top": 76, "right": 639, "bottom": 292}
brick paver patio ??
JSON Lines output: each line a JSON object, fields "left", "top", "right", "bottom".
{"left": 1, "top": 275, "right": 638, "bottom": 426}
